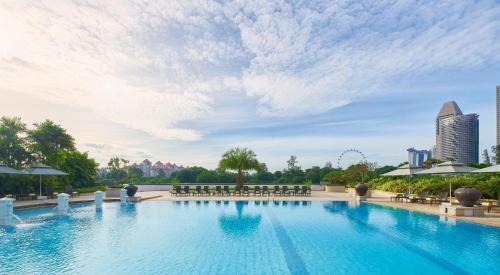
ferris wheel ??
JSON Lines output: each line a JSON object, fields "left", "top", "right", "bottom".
{"left": 336, "top": 149, "right": 367, "bottom": 169}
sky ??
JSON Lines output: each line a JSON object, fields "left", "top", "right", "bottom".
{"left": 1, "top": 0, "right": 499, "bottom": 171}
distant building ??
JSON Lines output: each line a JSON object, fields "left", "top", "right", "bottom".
{"left": 497, "top": 85, "right": 500, "bottom": 146}
{"left": 407, "top": 148, "right": 431, "bottom": 167}
{"left": 129, "top": 159, "right": 184, "bottom": 178}
{"left": 434, "top": 101, "right": 479, "bottom": 164}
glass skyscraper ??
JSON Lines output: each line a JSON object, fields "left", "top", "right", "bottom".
{"left": 407, "top": 148, "right": 432, "bottom": 167}
{"left": 435, "top": 101, "right": 479, "bottom": 164}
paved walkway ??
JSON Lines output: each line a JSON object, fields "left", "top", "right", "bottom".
{"left": 13, "top": 193, "right": 162, "bottom": 209}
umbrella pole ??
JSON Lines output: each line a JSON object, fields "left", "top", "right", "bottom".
{"left": 39, "top": 174, "right": 42, "bottom": 196}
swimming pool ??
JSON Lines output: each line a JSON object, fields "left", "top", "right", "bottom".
{"left": 1, "top": 201, "right": 499, "bottom": 274}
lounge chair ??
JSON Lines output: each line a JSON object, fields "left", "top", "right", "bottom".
{"left": 65, "top": 185, "right": 79, "bottom": 197}
{"left": 481, "top": 199, "right": 500, "bottom": 213}
{"left": 215, "top": 186, "right": 222, "bottom": 196}
{"left": 391, "top": 187, "right": 412, "bottom": 202}
{"left": 45, "top": 186, "right": 57, "bottom": 199}
{"left": 262, "top": 186, "right": 269, "bottom": 196}
{"left": 411, "top": 190, "right": 430, "bottom": 203}
{"left": 429, "top": 191, "right": 448, "bottom": 204}
{"left": 293, "top": 185, "right": 301, "bottom": 196}
{"left": 281, "top": 186, "right": 291, "bottom": 196}
{"left": 243, "top": 186, "right": 250, "bottom": 196}
{"left": 302, "top": 186, "right": 311, "bottom": 196}
{"left": 183, "top": 185, "right": 191, "bottom": 196}
{"left": 174, "top": 185, "right": 182, "bottom": 196}
{"left": 273, "top": 185, "right": 281, "bottom": 196}
{"left": 233, "top": 186, "right": 241, "bottom": 196}
{"left": 203, "top": 186, "right": 210, "bottom": 196}
{"left": 194, "top": 186, "right": 202, "bottom": 196}
{"left": 223, "top": 186, "right": 230, "bottom": 196}
{"left": 254, "top": 186, "right": 261, "bottom": 196}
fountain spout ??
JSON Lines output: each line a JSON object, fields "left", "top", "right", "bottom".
{"left": 0, "top": 197, "right": 15, "bottom": 226}
{"left": 119, "top": 189, "right": 128, "bottom": 204}
{"left": 56, "top": 193, "right": 71, "bottom": 215}
{"left": 94, "top": 191, "right": 104, "bottom": 209}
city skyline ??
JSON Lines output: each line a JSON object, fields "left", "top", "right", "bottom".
{"left": 1, "top": 1, "right": 500, "bottom": 170}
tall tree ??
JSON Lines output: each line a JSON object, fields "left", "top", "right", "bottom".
{"left": 305, "top": 166, "right": 321, "bottom": 184}
{"left": 60, "top": 151, "right": 98, "bottom": 187}
{"left": 0, "top": 117, "right": 30, "bottom": 167}
{"left": 287, "top": 155, "right": 299, "bottom": 170}
{"left": 491, "top": 145, "right": 499, "bottom": 165}
{"left": 218, "top": 147, "right": 261, "bottom": 187}
{"left": 482, "top": 149, "right": 491, "bottom": 166}
{"left": 28, "top": 120, "right": 75, "bottom": 165}
{"left": 106, "top": 157, "right": 128, "bottom": 179}
{"left": 127, "top": 167, "right": 143, "bottom": 178}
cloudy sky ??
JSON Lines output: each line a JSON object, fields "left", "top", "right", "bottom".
{"left": 1, "top": 0, "right": 499, "bottom": 170}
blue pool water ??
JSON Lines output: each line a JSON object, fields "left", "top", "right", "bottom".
{"left": 1, "top": 201, "right": 499, "bottom": 274}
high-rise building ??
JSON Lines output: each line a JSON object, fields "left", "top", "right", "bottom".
{"left": 497, "top": 85, "right": 500, "bottom": 146}
{"left": 407, "top": 148, "right": 432, "bottom": 167}
{"left": 434, "top": 101, "right": 479, "bottom": 164}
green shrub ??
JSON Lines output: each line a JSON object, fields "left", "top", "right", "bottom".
{"left": 368, "top": 174, "right": 500, "bottom": 199}
{"left": 76, "top": 185, "right": 107, "bottom": 194}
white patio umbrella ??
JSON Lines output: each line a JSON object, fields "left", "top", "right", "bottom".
{"left": 23, "top": 164, "right": 69, "bottom": 196}
{"left": 0, "top": 164, "right": 24, "bottom": 174}
{"left": 381, "top": 164, "right": 423, "bottom": 184}
{"left": 471, "top": 164, "right": 500, "bottom": 173}
{"left": 416, "top": 161, "right": 477, "bottom": 204}
{"left": 382, "top": 164, "right": 423, "bottom": 176}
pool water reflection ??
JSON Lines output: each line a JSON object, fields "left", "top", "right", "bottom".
{"left": 0, "top": 201, "right": 498, "bottom": 274}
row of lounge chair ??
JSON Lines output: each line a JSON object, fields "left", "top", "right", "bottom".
{"left": 390, "top": 188, "right": 448, "bottom": 204}
{"left": 171, "top": 185, "right": 311, "bottom": 197}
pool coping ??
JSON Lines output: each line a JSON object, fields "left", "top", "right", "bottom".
{"left": 366, "top": 200, "right": 500, "bottom": 228}
{"left": 13, "top": 194, "right": 162, "bottom": 209}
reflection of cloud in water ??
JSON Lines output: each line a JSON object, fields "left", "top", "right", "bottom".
{"left": 218, "top": 202, "right": 261, "bottom": 237}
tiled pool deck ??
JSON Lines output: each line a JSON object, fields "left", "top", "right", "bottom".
{"left": 13, "top": 191, "right": 500, "bottom": 227}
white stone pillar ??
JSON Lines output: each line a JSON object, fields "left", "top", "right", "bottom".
{"left": 94, "top": 191, "right": 104, "bottom": 209}
{"left": 0, "top": 198, "right": 15, "bottom": 226}
{"left": 56, "top": 193, "right": 71, "bottom": 215}
{"left": 119, "top": 189, "right": 127, "bottom": 204}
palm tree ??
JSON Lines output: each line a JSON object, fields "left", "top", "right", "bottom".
{"left": 218, "top": 147, "right": 261, "bottom": 188}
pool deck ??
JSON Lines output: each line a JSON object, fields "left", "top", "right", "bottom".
{"left": 13, "top": 191, "right": 500, "bottom": 227}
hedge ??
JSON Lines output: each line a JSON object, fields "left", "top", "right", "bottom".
{"left": 367, "top": 174, "right": 500, "bottom": 199}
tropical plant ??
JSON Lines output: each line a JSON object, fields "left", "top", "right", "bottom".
{"left": 60, "top": 151, "right": 98, "bottom": 188}
{"left": 0, "top": 116, "right": 31, "bottom": 167}
{"left": 171, "top": 177, "right": 181, "bottom": 187}
{"left": 323, "top": 170, "right": 347, "bottom": 186}
{"left": 28, "top": 120, "right": 75, "bottom": 165}
{"left": 218, "top": 147, "right": 261, "bottom": 187}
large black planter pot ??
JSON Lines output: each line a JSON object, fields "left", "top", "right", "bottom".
{"left": 454, "top": 186, "right": 481, "bottom": 207}
{"left": 126, "top": 184, "right": 138, "bottom": 197}
{"left": 355, "top": 183, "right": 369, "bottom": 196}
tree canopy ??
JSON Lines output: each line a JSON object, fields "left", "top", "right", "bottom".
{"left": 218, "top": 147, "right": 261, "bottom": 187}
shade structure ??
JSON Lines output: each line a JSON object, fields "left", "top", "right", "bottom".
{"left": 381, "top": 164, "right": 423, "bottom": 185}
{"left": 415, "top": 161, "right": 477, "bottom": 175}
{"left": 382, "top": 164, "right": 423, "bottom": 176}
{"left": 416, "top": 161, "right": 477, "bottom": 204}
{"left": 0, "top": 164, "right": 24, "bottom": 174}
{"left": 471, "top": 164, "right": 500, "bottom": 173}
{"left": 23, "top": 164, "right": 69, "bottom": 196}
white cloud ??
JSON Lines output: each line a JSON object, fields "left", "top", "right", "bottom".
{"left": 0, "top": 0, "right": 499, "bottom": 165}
{"left": 227, "top": 0, "right": 500, "bottom": 116}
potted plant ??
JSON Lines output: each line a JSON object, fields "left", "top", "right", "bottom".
{"left": 454, "top": 186, "right": 481, "bottom": 207}
{"left": 355, "top": 183, "right": 369, "bottom": 196}
{"left": 125, "top": 184, "right": 138, "bottom": 197}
